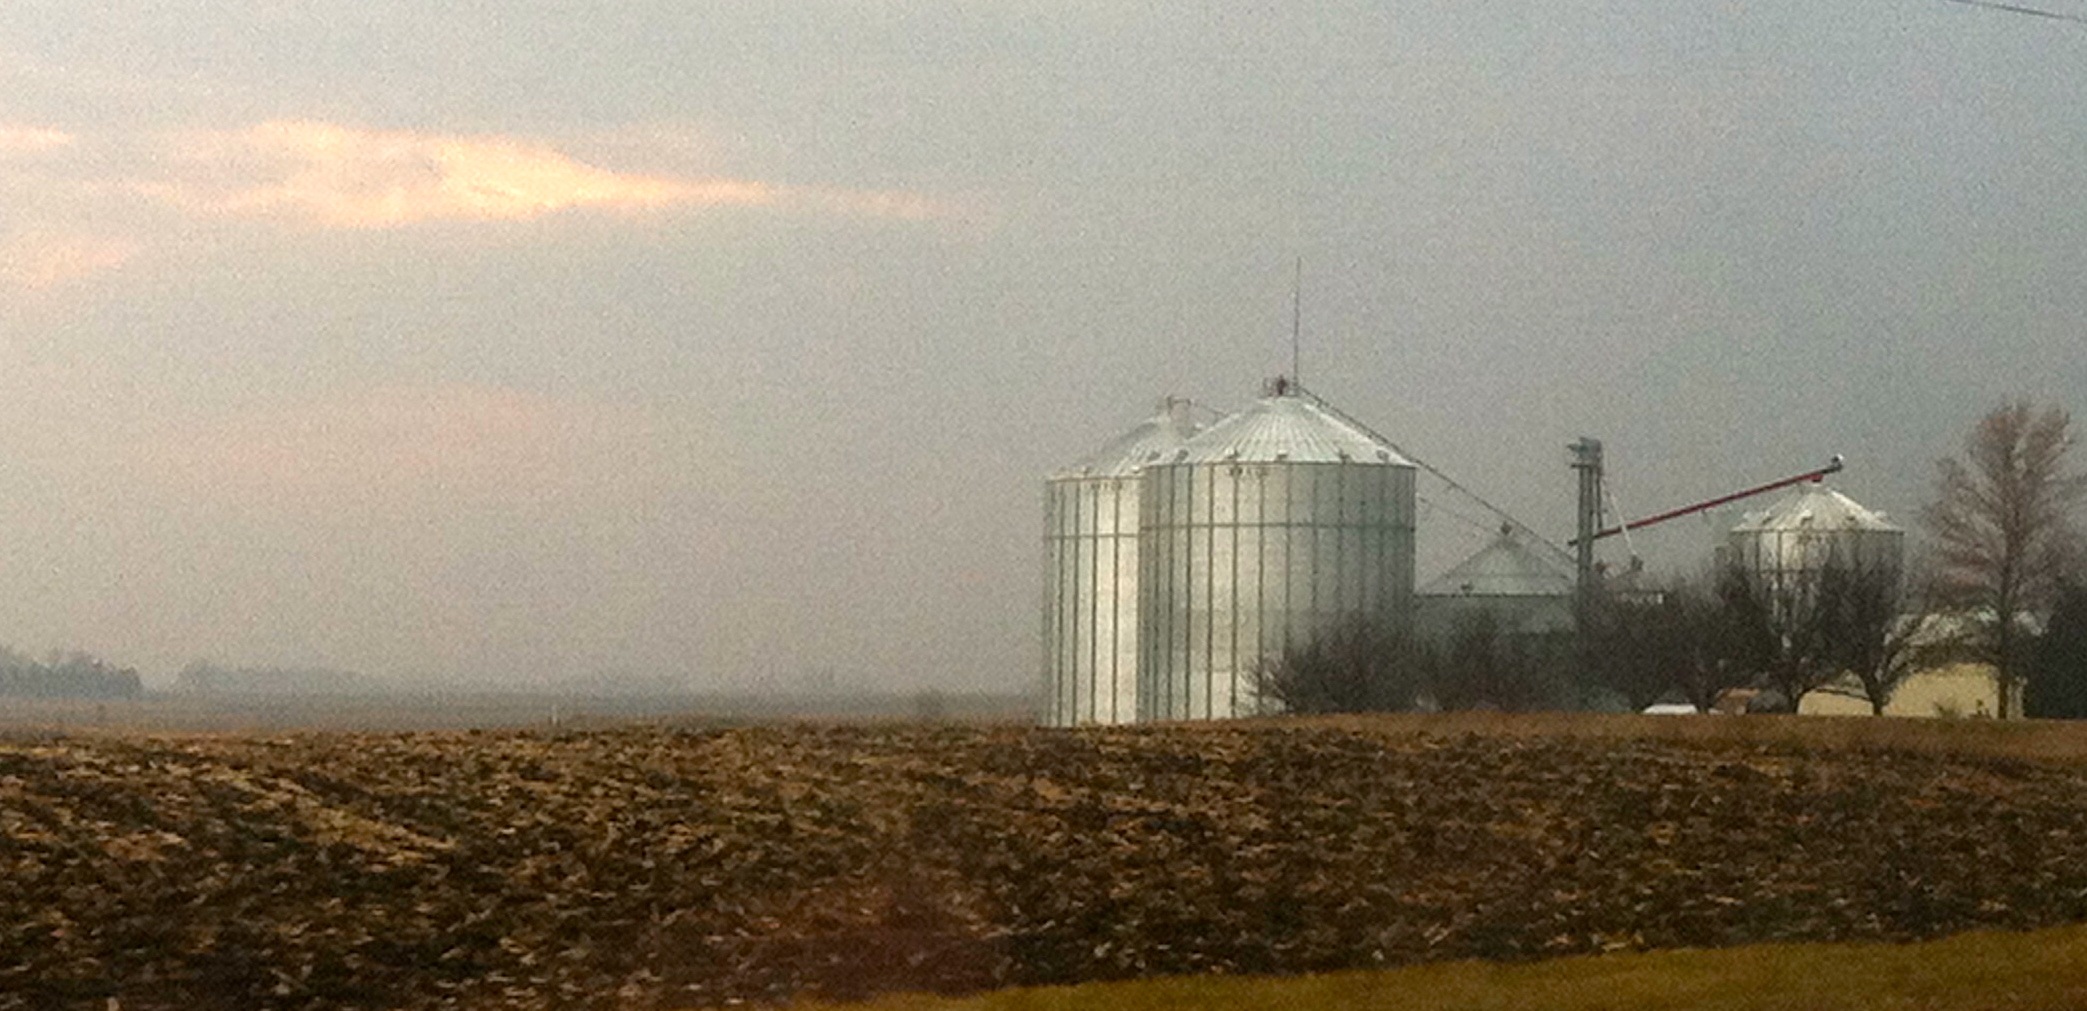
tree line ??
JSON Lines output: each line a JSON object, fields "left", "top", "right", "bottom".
{"left": 1258, "top": 400, "right": 2087, "bottom": 718}
{"left": 0, "top": 646, "right": 143, "bottom": 699}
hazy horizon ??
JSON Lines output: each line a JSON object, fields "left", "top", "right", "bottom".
{"left": 3, "top": 0, "right": 2083, "bottom": 693}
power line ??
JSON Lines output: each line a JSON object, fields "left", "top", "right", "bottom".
{"left": 1938, "top": 0, "right": 2087, "bottom": 25}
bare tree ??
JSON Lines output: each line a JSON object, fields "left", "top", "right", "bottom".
{"left": 1584, "top": 576, "right": 1756, "bottom": 713}
{"left": 1922, "top": 402, "right": 2086, "bottom": 715}
{"left": 1430, "top": 611, "right": 1566, "bottom": 712}
{"left": 1250, "top": 618, "right": 1428, "bottom": 715}
{"left": 1581, "top": 590, "right": 1676, "bottom": 711}
{"left": 1808, "top": 562, "right": 1924, "bottom": 715}
{"left": 1725, "top": 558, "right": 1947, "bottom": 714}
{"left": 1593, "top": 561, "right": 1933, "bottom": 715}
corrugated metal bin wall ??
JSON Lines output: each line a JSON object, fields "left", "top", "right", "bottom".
{"left": 1727, "top": 486, "right": 1905, "bottom": 601}
{"left": 1041, "top": 400, "right": 1198, "bottom": 726}
{"left": 1043, "top": 475, "right": 1146, "bottom": 724}
{"left": 1137, "top": 394, "right": 1416, "bottom": 721}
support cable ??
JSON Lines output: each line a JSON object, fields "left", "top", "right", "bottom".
{"left": 1417, "top": 493, "right": 1513, "bottom": 539}
{"left": 1938, "top": 0, "right": 2087, "bottom": 24}
{"left": 1296, "top": 383, "right": 1576, "bottom": 565}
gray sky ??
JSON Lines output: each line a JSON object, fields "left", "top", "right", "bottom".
{"left": 2, "top": 0, "right": 2083, "bottom": 692}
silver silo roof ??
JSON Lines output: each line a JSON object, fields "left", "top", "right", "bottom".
{"left": 1051, "top": 397, "right": 1203, "bottom": 479}
{"left": 1731, "top": 485, "right": 1902, "bottom": 533}
{"left": 1170, "top": 393, "right": 1413, "bottom": 466}
{"left": 1421, "top": 526, "right": 1574, "bottom": 598}
{"left": 1137, "top": 387, "right": 1419, "bottom": 721}
{"left": 1727, "top": 483, "right": 1906, "bottom": 599}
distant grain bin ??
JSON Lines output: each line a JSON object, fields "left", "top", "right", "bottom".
{"left": 1728, "top": 484, "right": 1905, "bottom": 597}
{"left": 1138, "top": 384, "right": 1416, "bottom": 721}
{"left": 1417, "top": 524, "right": 1576, "bottom": 640}
{"left": 1042, "top": 398, "right": 1201, "bottom": 726}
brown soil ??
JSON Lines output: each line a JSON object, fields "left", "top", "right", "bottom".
{"left": 5, "top": 717, "right": 2087, "bottom": 1009}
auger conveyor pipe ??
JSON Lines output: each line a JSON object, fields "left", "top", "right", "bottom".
{"left": 1569, "top": 456, "right": 1846, "bottom": 546}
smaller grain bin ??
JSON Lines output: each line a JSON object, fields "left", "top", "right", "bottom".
{"left": 1728, "top": 484, "right": 1904, "bottom": 598}
{"left": 1137, "top": 386, "right": 1416, "bottom": 722}
{"left": 1041, "top": 399, "right": 1201, "bottom": 726}
{"left": 1417, "top": 524, "right": 1576, "bottom": 640}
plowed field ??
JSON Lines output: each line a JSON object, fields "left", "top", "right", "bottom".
{"left": 6, "top": 718, "right": 2087, "bottom": 1010}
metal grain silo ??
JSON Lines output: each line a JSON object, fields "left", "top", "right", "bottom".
{"left": 1417, "top": 524, "right": 1576, "bottom": 641}
{"left": 1138, "top": 386, "right": 1416, "bottom": 721}
{"left": 1042, "top": 399, "right": 1201, "bottom": 726}
{"left": 1728, "top": 484, "right": 1905, "bottom": 598}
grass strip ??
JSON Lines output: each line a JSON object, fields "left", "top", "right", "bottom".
{"left": 812, "top": 923, "right": 2087, "bottom": 1011}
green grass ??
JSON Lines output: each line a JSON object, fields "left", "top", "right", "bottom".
{"left": 807, "top": 923, "right": 2087, "bottom": 1011}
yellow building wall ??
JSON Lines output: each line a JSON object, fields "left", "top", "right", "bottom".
{"left": 1800, "top": 663, "right": 2009, "bottom": 718}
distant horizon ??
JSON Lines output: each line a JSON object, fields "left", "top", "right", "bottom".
{"left": 3, "top": 1, "right": 2081, "bottom": 694}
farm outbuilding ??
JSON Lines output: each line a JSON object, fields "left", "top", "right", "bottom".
{"left": 1416, "top": 524, "right": 1576, "bottom": 641}
{"left": 1800, "top": 665, "right": 2006, "bottom": 719}
{"left": 1799, "top": 609, "right": 2032, "bottom": 719}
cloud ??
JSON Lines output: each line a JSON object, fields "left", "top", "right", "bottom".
{"left": 145, "top": 121, "right": 774, "bottom": 227}
{"left": 0, "top": 230, "right": 141, "bottom": 289}
{"left": 0, "top": 125, "right": 75, "bottom": 156}
{"left": 138, "top": 120, "right": 944, "bottom": 229}
{"left": 0, "top": 119, "right": 958, "bottom": 244}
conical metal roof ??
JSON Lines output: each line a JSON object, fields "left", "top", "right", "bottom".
{"left": 1422, "top": 525, "right": 1575, "bottom": 597}
{"left": 1731, "top": 485, "right": 1902, "bottom": 534}
{"left": 1167, "top": 393, "right": 1412, "bottom": 466}
{"left": 1051, "top": 398, "right": 1202, "bottom": 479}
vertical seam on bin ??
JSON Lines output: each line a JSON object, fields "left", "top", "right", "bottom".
{"left": 1229, "top": 467, "right": 1241, "bottom": 716}
{"left": 1204, "top": 465, "right": 1216, "bottom": 720}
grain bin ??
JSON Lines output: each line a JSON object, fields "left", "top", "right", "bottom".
{"left": 1417, "top": 524, "right": 1576, "bottom": 640}
{"left": 1138, "top": 385, "right": 1416, "bottom": 721}
{"left": 1728, "top": 484, "right": 1905, "bottom": 598}
{"left": 1042, "top": 398, "right": 1201, "bottom": 726}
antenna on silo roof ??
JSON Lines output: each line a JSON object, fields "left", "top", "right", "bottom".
{"left": 1290, "top": 255, "right": 1303, "bottom": 389}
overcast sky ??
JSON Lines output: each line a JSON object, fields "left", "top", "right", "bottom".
{"left": 2, "top": 0, "right": 2082, "bottom": 692}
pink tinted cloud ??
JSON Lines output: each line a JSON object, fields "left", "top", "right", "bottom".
{"left": 141, "top": 121, "right": 943, "bottom": 229}
{"left": 0, "top": 125, "right": 74, "bottom": 156}
{"left": 2, "top": 120, "right": 958, "bottom": 238}
{"left": 0, "top": 230, "right": 141, "bottom": 289}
